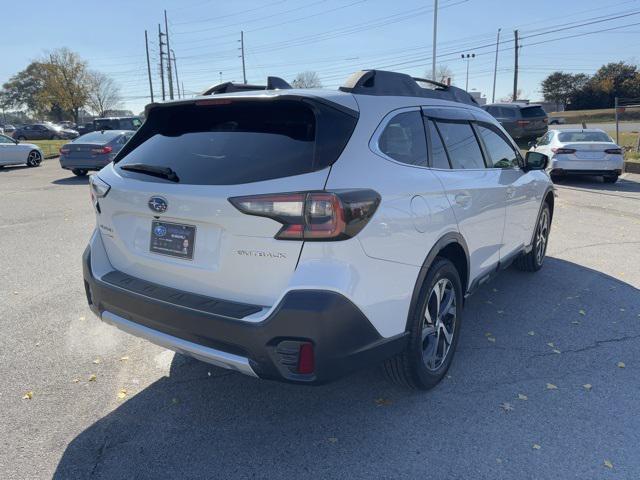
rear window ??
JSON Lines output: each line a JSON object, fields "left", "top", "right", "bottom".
{"left": 116, "top": 100, "right": 357, "bottom": 185}
{"left": 520, "top": 106, "right": 546, "bottom": 118}
{"left": 75, "top": 131, "right": 122, "bottom": 143}
{"left": 558, "top": 131, "right": 611, "bottom": 143}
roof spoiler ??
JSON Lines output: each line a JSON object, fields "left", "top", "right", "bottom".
{"left": 339, "top": 70, "right": 478, "bottom": 106}
{"left": 201, "top": 76, "right": 292, "bottom": 95}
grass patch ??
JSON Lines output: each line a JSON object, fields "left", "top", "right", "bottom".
{"left": 20, "top": 139, "right": 67, "bottom": 159}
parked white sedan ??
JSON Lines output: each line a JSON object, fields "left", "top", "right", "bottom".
{"left": 531, "top": 129, "right": 623, "bottom": 183}
{"left": 0, "top": 134, "right": 43, "bottom": 167}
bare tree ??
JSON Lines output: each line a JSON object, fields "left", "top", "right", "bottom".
{"left": 291, "top": 71, "right": 322, "bottom": 88}
{"left": 87, "top": 71, "right": 122, "bottom": 117}
{"left": 426, "top": 64, "right": 455, "bottom": 84}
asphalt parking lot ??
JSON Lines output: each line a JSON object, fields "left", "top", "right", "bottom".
{"left": 1, "top": 159, "right": 639, "bottom": 479}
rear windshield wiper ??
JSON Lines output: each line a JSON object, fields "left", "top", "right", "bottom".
{"left": 120, "top": 163, "right": 180, "bottom": 182}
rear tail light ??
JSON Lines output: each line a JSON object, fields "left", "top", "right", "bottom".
{"left": 551, "top": 147, "right": 576, "bottom": 154}
{"left": 91, "top": 146, "right": 113, "bottom": 154}
{"left": 604, "top": 148, "right": 622, "bottom": 155}
{"left": 517, "top": 120, "right": 530, "bottom": 126}
{"left": 229, "top": 189, "right": 381, "bottom": 241}
{"left": 59, "top": 146, "right": 70, "bottom": 155}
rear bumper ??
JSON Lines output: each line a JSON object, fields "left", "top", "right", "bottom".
{"left": 82, "top": 246, "right": 407, "bottom": 384}
{"left": 60, "top": 157, "right": 111, "bottom": 170}
{"left": 551, "top": 168, "right": 622, "bottom": 176}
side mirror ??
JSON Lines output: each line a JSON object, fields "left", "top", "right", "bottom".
{"left": 524, "top": 151, "right": 548, "bottom": 171}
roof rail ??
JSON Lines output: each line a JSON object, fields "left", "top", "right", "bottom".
{"left": 339, "top": 70, "right": 478, "bottom": 106}
{"left": 201, "top": 76, "right": 292, "bottom": 96}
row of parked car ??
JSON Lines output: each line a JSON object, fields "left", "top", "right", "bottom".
{"left": 0, "top": 116, "right": 142, "bottom": 141}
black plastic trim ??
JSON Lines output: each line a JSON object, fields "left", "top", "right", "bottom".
{"left": 83, "top": 247, "right": 407, "bottom": 384}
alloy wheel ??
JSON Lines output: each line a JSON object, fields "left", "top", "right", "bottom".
{"left": 28, "top": 151, "right": 41, "bottom": 166}
{"left": 535, "top": 209, "right": 549, "bottom": 265}
{"left": 421, "top": 278, "right": 457, "bottom": 371}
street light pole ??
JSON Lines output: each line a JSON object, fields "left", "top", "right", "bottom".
{"left": 461, "top": 53, "right": 475, "bottom": 91}
{"left": 492, "top": 28, "right": 501, "bottom": 103}
{"left": 431, "top": 0, "right": 438, "bottom": 81}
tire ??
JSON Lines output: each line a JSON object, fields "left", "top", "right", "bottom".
{"left": 17, "top": 136, "right": 27, "bottom": 141}
{"left": 52, "top": 134, "right": 61, "bottom": 140}
{"left": 72, "top": 168, "right": 88, "bottom": 176}
{"left": 514, "top": 203, "right": 551, "bottom": 272}
{"left": 384, "top": 257, "right": 463, "bottom": 390}
{"left": 603, "top": 175, "right": 618, "bottom": 184}
{"left": 26, "top": 150, "right": 42, "bottom": 167}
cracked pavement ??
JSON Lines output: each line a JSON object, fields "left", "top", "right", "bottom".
{"left": 1, "top": 161, "right": 639, "bottom": 479}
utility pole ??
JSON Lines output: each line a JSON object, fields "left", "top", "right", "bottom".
{"left": 158, "top": 24, "right": 166, "bottom": 100}
{"left": 461, "top": 53, "right": 475, "bottom": 91}
{"left": 182, "top": 81, "right": 185, "bottom": 99}
{"left": 492, "top": 28, "right": 501, "bottom": 104}
{"left": 239, "top": 31, "right": 247, "bottom": 84}
{"left": 164, "top": 10, "right": 174, "bottom": 100}
{"left": 171, "top": 49, "right": 180, "bottom": 99}
{"left": 144, "top": 30, "right": 154, "bottom": 103}
{"left": 513, "top": 29, "right": 519, "bottom": 102}
{"left": 431, "top": 0, "right": 438, "bottom": 81}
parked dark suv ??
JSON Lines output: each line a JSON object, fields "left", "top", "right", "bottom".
{"left": 482, "top": 103, "right": 548, "bottom": 141}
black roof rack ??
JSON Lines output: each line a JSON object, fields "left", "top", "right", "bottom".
{"left": 201, "top": 76, "right": 292, "bottom": 95}
{"left": 339, "top": 70, "right": 478, "bottom": 106}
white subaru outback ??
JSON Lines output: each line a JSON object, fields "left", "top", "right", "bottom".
{"left": 83, "top": 70, "right": 554, "bottom": 389}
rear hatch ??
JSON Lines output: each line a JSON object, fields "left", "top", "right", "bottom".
{"left": 94, "top": 95, "right": 358, "bottom": 307}
{"left": 520, "top": 105, "right": 547, "bottom": 131}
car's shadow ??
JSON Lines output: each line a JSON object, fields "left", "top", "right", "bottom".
{"left": 51, "top": 175, "right": 90, "bottom": 185}
{"left": 553, "top": 174, "right": 640, "bottom": 194}
{"left": 53, "top": 257, "right": 640, "bottom": 479}
{"left": 0, "top": 165, "right": 30, "bottom": 173}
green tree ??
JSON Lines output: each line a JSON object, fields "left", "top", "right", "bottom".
{"left": 541, "top": 72, "right": 588, "bottom": 111}
{"left": 0, "top": 62, "right": 49, "bottom": 117}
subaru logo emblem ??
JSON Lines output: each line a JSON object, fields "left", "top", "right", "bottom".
{"left": 153, "top": 225, "right": 167, "bottom": 237}
{"left": 148, "top": 196, "right": 168, "bottom": 213}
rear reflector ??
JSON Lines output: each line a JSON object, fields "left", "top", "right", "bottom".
{"left": 297, "top": 343, "right": 315, "bottom": 374}
{"left": 604, "top": 148, "right": 622, "bottom": 155}
{"left": 229, "top": 189, "right": 380, "bottom": 241}
{"left": 551, "top": 147, "right": 576, "bottom": 154}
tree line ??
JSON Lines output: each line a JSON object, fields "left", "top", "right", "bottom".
{"left": 542, "top": 62, "right": 640, "bottom": 111}
{"left": 0, "top": 48, "right": 122, "bottom": 124}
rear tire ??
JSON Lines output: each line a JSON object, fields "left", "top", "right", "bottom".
{"left": 17, "top": 136, "right": 26, "bottom": 141}
{"left": 26, "top": 150, "right": 42, "bottom": 167}
{"left": 72, "top": 168, "right": 88, "bottom": 176}
{"left": 514, "top": 203, "right": 551, "bottom": 272}
{"left": 603, "top": 174, "right": 618, "bottom": 184}
{"left": 384, "top": 257, "right": 463, "bottom": 390}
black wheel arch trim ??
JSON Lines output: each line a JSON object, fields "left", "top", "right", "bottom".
{"left": 528, "top": 186, "right": 555, "bottom": 248}
{"left": 405, "top": 231, "right": 470, "bottom": 332}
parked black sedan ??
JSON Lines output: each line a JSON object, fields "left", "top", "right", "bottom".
{"left": 59, "top": 130, "right": 134, "bottom": 176}
{"left": 13, "top": 123, "right": 79, "bottom": 140}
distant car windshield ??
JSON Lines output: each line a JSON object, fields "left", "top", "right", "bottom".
{"left": 75, "top": 131, "right": 123, "bottom": 143}
{"left": 520, "top": 106, "right": 546, "bottom": 118}
{"left": 558, "top": 131, "right": 611, "bottom": 143}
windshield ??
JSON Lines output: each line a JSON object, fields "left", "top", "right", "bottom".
{"left": 558, "top": 131, "right": 612, "bottom": 143}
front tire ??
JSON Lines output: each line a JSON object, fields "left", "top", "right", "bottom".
{"left": 603, "top": 174, "right": 618, "bottom": 184}
{"left": 384, "top": 257, "right": 463, "bottom": 390}
{"left": 514, "top": 203, "right": 551, "bottom": 272}
{"left": 26, "top": 150, "right": 42, "bottom": 167}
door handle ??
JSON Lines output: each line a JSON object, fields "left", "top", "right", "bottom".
{"left": 454, "top": 193, "right": 472, "bottom": 207}
{"left": 506, "top": 186, "right": 516, "bottom": 198}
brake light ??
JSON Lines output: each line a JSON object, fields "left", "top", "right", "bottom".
{"left": 604, "top": 148, "right": 622, "bottom": 155}
{"left": 59, "top": 146, "right": 70, "bottom": 155}
{"left": 91, "top": 146, "right": 113, "bottom": 154}
{"left": 551, "top": 147, "right": 576, "bottom": 154}
{"left": 229, "top": 189, "right": 381, "bottom": 241}
{"left": 517, "top": 120, "right": 530, "bottom": 126}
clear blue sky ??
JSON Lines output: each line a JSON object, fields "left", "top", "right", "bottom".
{"left": 3, "top": 0, "right": 640, "bottom": 114}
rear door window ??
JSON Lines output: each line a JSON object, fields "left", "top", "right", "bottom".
{"left": 378, "top": 111, "right": 428, "bottom": 167}
{"left": 434, "top": 120, "right": 485, "bottom": 169}
{"left": 116, "top": 100, "right": 357, "bottom": 185}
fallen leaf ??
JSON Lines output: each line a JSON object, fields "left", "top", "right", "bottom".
{"left": 517, "top": 393, "right": 528, "bottom": 401}
{"left": 497, "top": 310, "right": 504, "bottom": 314}
{"left": 485, "top": 300, "right": 493, "bottom": 304}
{"left": 119, "top": 356, "right": 129, "bottom": 362}
{"left": 328, "top": 437, "right": 338, "bottom": 443}
{"left": 79, "top": 316, "right": 85, "bottom": 321}
{"left": 604, "top": 459, "right": 613, "bottom": 469}
{"left": 374, "top": 398, "right": 392, "bottom": 407}
{"left": 92, "top": 358, "right": 101, "bottom": 364}
{"left": 13, "top": 291, "right": 19, "bottom": 295}
{"left": 546, "top": 383, "right": 558, "bottom": 390}
{"left": 117, "top": 388, "right": 127, "bottom": 400}
{"left": 500, "top": 402, "right": 514, "bottom": 412}
{"left": 487, "top": 337, "right": 496, "bottom": 343}
{"left": 547, "top": 342, "right": 555, "bottom": 347}
{"left": 527, "top": 331, "right": 535, "bottom": 336}
{"left": 620, "top": 308, "right": 625, "bottom": 312}
{"left": 88, "top": 374, "right": 97, "bottom": 382}
{"left": 485, "top": 332, "right": 493, "bottom": 337}
{"left": 171, "top": 397, "right": 179, "bottom": 405}
{"left": 22, "top": 391, "right": 33, "bottom": 400}
{"left": 492, "top": 288, "right": 498, "bottom": 292}
{"left": 583, "top": 384, "right": 592, "bottom": 391}
{"left": 571, "top": 320, "right": 581, "bottom": 325}
{"left": 553, "top": 349, "right": 561, "bottom": 354}
{"left": 617, "top": 362, "right": 626, "bottom": 368}
{"left": 532, "top": 444, "right": 541, "bottom": 450}
{"left": 72, "top": 378, "right": 79, "bottom": 383}
{"left": 579, "top": 309, "right": 586, "bottom": 316}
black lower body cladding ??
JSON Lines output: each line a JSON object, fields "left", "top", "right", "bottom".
{"left": 82, "top": 247, "right": 407, "bottom": 384}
